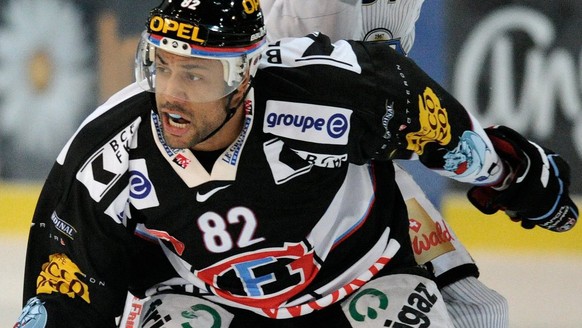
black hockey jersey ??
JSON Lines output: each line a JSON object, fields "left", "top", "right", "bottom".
{"left": 22, "top": 33, "right": 504, "bottom": 326}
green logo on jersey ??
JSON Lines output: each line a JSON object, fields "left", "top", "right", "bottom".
{"left": 181, "top": 303, "right": 221, "bottom": 328}
{"left": 349, "top": 288, "right": 389, "bottom": 322}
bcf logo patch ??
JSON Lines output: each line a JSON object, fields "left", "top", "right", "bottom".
{"left": 76, "top": 118, "right": 140, "bottom": 202}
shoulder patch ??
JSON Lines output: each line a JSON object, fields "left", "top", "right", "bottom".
{"left": 76, "top": 117, "right": 141, "bottom": 202}
{"left": 263, "top": 100, "right": 351, "bottom": 145}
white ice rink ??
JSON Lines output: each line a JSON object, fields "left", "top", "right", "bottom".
{"left": 2, "top": 234, "right": 582, "bottom": 327}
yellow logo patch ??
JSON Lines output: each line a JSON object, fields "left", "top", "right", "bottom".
{"left": 242, "top": 0, "right": 261, "bottom": 14}
{"left": 149, "top": 16, "right": 205, "bottom": 44}
{"left": 36, "top": 253, "right": 91, "bottom": 303}
{"left": 406, "top": 87, "right": 451, "bottom": 154}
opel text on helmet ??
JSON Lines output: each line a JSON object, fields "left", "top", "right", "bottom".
{"left": 135, "top": 0, "right": 267, "bottom": 103}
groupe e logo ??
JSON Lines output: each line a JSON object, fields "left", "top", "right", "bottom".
{"left": 265, "top": 112, "right": 349, "bottom": 139}
{"left": 129, "top": 170, "right": 153, "bottom": 199}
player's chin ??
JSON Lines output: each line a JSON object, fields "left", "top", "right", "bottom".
{"left": 162, "top": 129, "right": 198, "bottom": 149}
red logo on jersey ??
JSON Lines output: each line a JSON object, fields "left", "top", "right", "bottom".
{"left": 173, "top": 153, "right": 191, "bottom": 169}
{"left": 409, "top": 218, "right": 422, "bottom": 233}
{"left": 244, "top": 99, "right": 253, "bottom": 115}
{"left": 197, "top": 242, "right": 320, "bottom": 308}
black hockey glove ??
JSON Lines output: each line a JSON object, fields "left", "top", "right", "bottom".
{"left": 467, "top": 125, "right": 578, "bottom": 232}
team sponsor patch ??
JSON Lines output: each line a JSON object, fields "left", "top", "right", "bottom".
{"left": 14, "top": 297, "right": 48, "bottom": 328}
{"left": 128, "top": 159, "right": 159, "bottom": 207}
{"left": 293, "top": 149, "right": 348, "bottom": 168}
{"left": 139, "top": 294, "right": 234, "bottom": 328}
{"left": 104, "top": 159, "right": 159, "bottom": 224}
{"left": 76, "top": 118, "right": 140, "bottom": 202}
{"left": 264, "top": 100, "right": 351, "bottom": 145}
{"left": 119, "top": 295, "right": 144, "bottom": 328}
{"left": 148, "top": 15, "right": 208, "bottom": 45}
{"left": 36, "top": 253, "right": 91, "bottom": 304}
{"left": 406, "top": 87, "right": 451, "bottom": 154}
{"left": 50, "top": 212, "right": 78, "bottom": 240}
{"left": 173, "top": 153, "right": 191, "bottom": 169}
{"left": 151, "top": 111, "right": 178, "bottom": 157}
{"left": 406, "top": 199, "right": 455, "bottom": 265}
{"left": 221, "top": 115, "right": 252, "bottom": 166}
{"left": 342, "top": 274, "right": 453, "bottom": 327}
{"left": 382, "top": 100, "right": 396, "bottom": 141}
{"left": 263, "top": 139, "right": 312, "bottom": 184}
{"left": 443, "top": 130, "right": 498, "bottom": 182}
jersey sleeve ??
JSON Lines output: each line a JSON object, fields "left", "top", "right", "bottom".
{"left": 19, "top": 91, "right": 148, "bottom": 327}
{"left": 258, "top": 34, "right": 505, "bottom": 186}
{"left": 394, "top": 163, "right": 479, "bottom": 288}
{"left": 349, "top": 39, "right": 506, "bottom": 186}
{"left": 20, "top": 159, "right": 132, "bottom": 327}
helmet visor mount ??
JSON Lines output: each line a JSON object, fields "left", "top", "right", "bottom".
{"left": 136, "top": 31, "right": 263, "bottom": 103}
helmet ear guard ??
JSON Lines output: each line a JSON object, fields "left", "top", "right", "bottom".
{"left": 135, "top": 32, "right": 156, "bottom": 91}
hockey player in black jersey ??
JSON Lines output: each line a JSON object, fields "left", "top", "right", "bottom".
{"left": 260, "top": 1, "right": 510, "bottom": 327}
{"left": 16, "top": 1, "right": 578, "bottom": 327}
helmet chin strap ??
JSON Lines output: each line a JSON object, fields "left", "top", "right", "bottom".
{"left": 199, "top": 79, "right": 252, "bottom": 143}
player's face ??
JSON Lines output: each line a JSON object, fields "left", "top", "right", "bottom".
{"left": 154, "top": 50, "right": 231, "bottom": 149}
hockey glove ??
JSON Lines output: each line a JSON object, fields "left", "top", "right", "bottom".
{"left": 467, "top": 125, "right": 578, "bottom": 232}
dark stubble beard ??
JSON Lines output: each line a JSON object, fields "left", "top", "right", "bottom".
{"left": 159, "top": 100, "right": 230, "bottom": 149}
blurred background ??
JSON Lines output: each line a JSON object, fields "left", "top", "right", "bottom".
{"left": 1, "top": 0, "right": 581, "bottom": 327}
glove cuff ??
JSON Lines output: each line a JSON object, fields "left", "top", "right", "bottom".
{"left": 467, "top": 125, "right": 578, "bottom": 232}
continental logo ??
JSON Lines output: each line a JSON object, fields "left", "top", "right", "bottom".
{"left": 149, "top": 15, "right": 207, "bottom": 44}
{"left": 36, "top": 253, "right": 90, "bottom": 303}
{"left": 406, "top": 87, "right": 451, "bottom": 154}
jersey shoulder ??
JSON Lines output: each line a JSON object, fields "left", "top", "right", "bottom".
{"left": 257, "top": 34, "right": 387, "bottom": 105}
{"left": 56, "top": 83, "right": 153, "bottom": 168}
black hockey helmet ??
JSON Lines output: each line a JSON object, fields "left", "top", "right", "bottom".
{"left": 147, "top": 0, "right": 266, "bottom": 48}
{"left": 135, "top": 0, "right": 267, "bottom": 102}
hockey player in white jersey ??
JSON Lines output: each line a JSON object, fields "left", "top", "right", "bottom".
{"left": 261, "top": 0, "right": 508, "bottom": 327}
{"left": 16, "top": 1, "right": 577, "bottom": 327}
